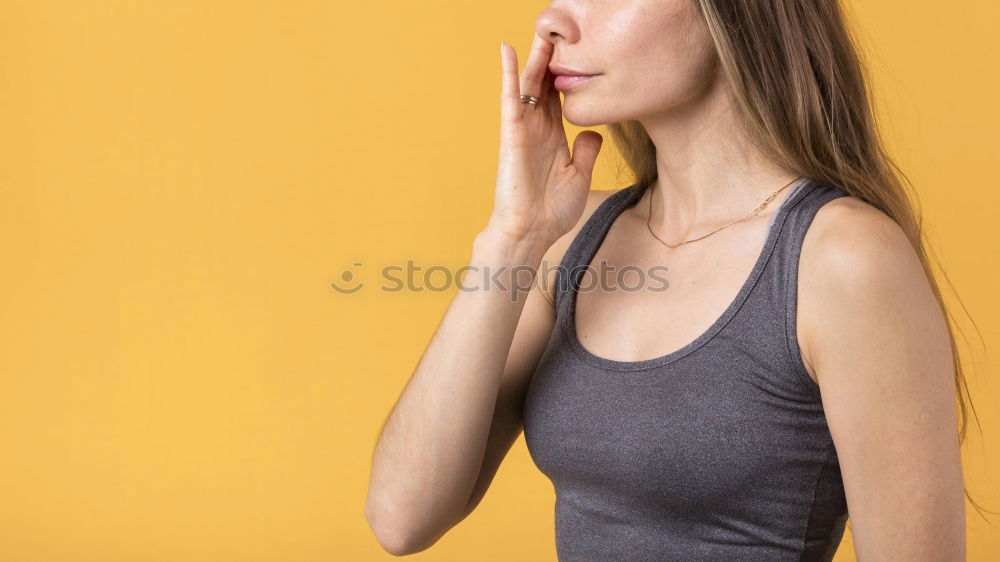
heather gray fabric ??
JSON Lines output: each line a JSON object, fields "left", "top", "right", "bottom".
{"left": 522, "top": 177, "right": 850, "bottom": 561}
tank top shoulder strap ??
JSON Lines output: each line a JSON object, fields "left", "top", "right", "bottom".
{"left": 765, "top": 177, "right": 852, "bottom": 291}
{"left": 771, "top": 179, "right": 851, "bottom": 256}
{"left": 553, "top": 180, "right": 651, "bottom": 313}
{"left": 758, "top": 178, "right": 852, "bottom": 397}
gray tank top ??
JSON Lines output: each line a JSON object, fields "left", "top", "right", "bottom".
{"left": 522, "top": 177, "right": 850, "bottom": 561}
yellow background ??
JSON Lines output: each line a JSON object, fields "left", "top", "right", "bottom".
{"left": 1, "top": 1, "right": 997, "bottom": 560}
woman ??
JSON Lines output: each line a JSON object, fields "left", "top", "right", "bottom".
{"left": 365, "top": 1, "right": 976, "bottom": 559}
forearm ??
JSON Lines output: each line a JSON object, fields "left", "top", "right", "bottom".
{"left": 365, "top": 228, "right": 549, "bottom": 552}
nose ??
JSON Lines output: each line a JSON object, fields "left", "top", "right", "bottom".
{"left": 534, "top": 5, "right": 577, "bottom": 45}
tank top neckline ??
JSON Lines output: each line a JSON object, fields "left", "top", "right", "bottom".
{"left": 558, "top": 176, "right": 815, "bottom": 372}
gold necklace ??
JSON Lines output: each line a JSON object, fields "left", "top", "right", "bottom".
{"left": 645, "top": 177, "right": 801, "bottom": 248}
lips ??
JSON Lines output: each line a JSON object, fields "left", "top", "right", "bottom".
{"left": 548, "top": 62, "right": 601, "bottom": 91}
{"left": 548, "top": 63, "right": 597, "bottom": 76}
{"left": 552, "top": 73, "right": 599, "bottom": 91}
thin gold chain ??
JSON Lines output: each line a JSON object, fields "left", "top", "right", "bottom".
{"left": 646, "top": 177, "right": 801, "bottom": 248}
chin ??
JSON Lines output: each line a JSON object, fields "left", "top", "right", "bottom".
{"left": 562, "top": 98, "right": 631, "bottom": 128}
{"left": 561, "top": 99, "right": 612, "bottom": 128}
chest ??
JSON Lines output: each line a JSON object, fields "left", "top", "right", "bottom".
{"left": 521, "top": 338, "right": 833, "bottom": 511}
{"left": 571, "top": 218, "right": 773, "bottom": 364}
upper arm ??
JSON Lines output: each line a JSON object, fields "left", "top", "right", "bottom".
{"left": 798, "top": 197, "right": 966, "bottom": 560}
{"left": 457, "top": 188, "right": 618, "bottom": 520}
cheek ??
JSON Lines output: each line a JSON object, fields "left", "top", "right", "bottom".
{"left": 595, "top": 1, "right": 715, "bottom": 99}
{"left": 608, "top": 30, "right": 717, "bottom": 109}
{"left": 559, "top": 3, "right": 717, "bottom": 123}
{"left": 603, "top": 48, "right": 713, "bottom": 107}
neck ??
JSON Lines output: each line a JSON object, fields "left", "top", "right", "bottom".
{"left": 634, "top": 78, "right": 801, "bottom": 241}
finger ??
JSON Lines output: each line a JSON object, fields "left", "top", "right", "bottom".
{"left": 570, "top": 131, "right": 604, "bottom": 180}
{"left": 538, "top": 64, "right": 554, "bottom": 102}
{"left": 519, "top": 33, "right": 554, "bottom": 101}
{"left": 541, "top": 67, "right": 562, "bottom": 122}
{"left": 500, "top": 41, "right": 522, "bottom": 119}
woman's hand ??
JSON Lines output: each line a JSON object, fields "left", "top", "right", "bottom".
{"left": 486, "top": 34, "right": 604, "bottom": 249}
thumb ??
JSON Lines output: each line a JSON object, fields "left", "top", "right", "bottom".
{"left": 570, "top": 130, "right": 603, "bottom": 180}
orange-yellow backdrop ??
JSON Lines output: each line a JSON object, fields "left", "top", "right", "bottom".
{"left": 1, "top": 1, "right": 997, "bottom": 560}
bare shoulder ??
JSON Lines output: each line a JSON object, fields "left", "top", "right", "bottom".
{"left": 802, "top": 195, "right": 915, "bottom": 273}
{"left": 796, "top": 193, "right": 943, "bottom": 384}
{"left": 800, "top": 194, "right": 922, "bottom": 296}
{"left": 536, "top": 187, "right": 624, "bottom": 305}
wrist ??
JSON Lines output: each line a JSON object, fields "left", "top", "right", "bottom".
{"left": 473, "top": 227, "right": 552, "bottom": 265}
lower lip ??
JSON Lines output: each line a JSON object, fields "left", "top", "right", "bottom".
{"left": 554, "top": 74, "right": 600, "bottom": 91}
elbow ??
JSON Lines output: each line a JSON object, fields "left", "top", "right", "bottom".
{"left": 369, "top": 527, "right": 416, "bottom": 557}
{"left": 365, "top": 498, "right": 439, "bottom": 556}
{"left": 365, "top": 501, "right": 413, "bottom": 556}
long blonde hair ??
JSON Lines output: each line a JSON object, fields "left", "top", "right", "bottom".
{"left": 608, "top": 0, "right": 992, "bottom": 520}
